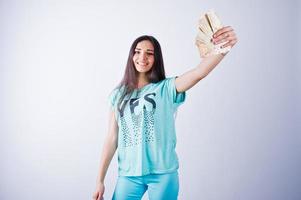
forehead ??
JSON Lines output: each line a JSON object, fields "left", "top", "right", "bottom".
{"left": 135, "top": 40, "right": 154, "bottom": 50}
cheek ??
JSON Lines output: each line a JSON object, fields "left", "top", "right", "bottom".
{"left": 149, "top": 57, "right": 155, "bottom": 64}
{"left": 133, "top": 54, "right": 137, "bottom": 62}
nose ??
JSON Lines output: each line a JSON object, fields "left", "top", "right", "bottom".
{"left": 139, "top": 52, "right": 147, "bottom": 61}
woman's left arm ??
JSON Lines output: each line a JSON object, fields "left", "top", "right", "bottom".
{"left": 175, "top": 26, "right": 238, "bottom": 93}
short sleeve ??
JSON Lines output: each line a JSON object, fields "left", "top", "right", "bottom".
{"left": 108, "top": 88, "right": 120, "bottom": 110}
{"left": 164, "top": 76, "right": 186, "bottom": 106}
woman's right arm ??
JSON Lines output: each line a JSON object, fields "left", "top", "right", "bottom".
{"left": 93, "top": 110, "right": 118, "bottom": 200}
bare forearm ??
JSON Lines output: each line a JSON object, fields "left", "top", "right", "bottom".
{"left": 96, "top": 135, "right": 117, "bottom": 184}
{"left": 175, "top": 53, "right": 226, "bottom": 92}
{"left": 195, "top": 53, "right": 226, "bottom": 79}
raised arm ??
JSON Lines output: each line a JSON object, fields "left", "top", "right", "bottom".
{"left": 93, "top": 110, "right": 118, "bottom": 200}
{"left": 175, "top": 26, "right": 238, "bottom": 93}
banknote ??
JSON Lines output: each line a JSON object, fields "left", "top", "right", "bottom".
{"left": 195, "top": 9, "right": 231, "bottom": 58}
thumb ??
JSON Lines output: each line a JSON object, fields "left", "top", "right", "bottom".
{"left": 92, "top": 192, "right": 98, "bottom": 200}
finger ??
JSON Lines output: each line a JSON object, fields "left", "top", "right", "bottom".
{"left": 214, "top": 26, "right": 233, "bottom": 36}
{"left": 97, "top": 194, "right": 103, "bottom": 200}
{"left": 221, "top": 39, "right": 238, "bottom": 48}
{"left": 92, "top": 192, "right": 98, "bottom": 200}
{"left": 213, "top": 30, "right": 235, "bottom": 41}
{"left": 213, "top": 26, "right": 233, "bottom": 38}
{"left": 213, "top": 33, "right": 235, "bottom": 44}
{"left": 214, "top": 36, "right": 236, "bottom": 45}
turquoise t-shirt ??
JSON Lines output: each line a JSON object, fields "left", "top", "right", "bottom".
{"left": 109, "top": 77, "right": 186, "bottom": 176}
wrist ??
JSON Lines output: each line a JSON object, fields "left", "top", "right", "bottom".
{"left": 96, "top": 177, "right": 104, "bottom": 184}
{"left": 96, "top": 181, "right": 104, "bottom": 186}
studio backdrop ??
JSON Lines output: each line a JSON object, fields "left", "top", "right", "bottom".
{"left": 1, "top": 0, "right": 300, "bottom": 199}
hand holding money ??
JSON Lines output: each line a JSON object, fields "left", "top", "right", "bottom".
{"left": 195, "top": 10, "right": 238, "bottom": 58}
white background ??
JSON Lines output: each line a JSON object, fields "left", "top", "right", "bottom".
{"left": 1, "top": 0, "right": 300, "bottom": 199}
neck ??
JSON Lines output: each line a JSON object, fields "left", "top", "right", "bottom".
{"left": 137, "top": 73, "right": 149, "bottom": 88}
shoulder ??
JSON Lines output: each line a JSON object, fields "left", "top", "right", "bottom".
{"left": 155, "top": 76, "right": 177, "bottom": 86}
{"left": 109, "top": 85, "right": 125, "bottom": 96}
{"left": 108, "top": 86, "right": 125, "bottom": 105}
{"left": 159, "top": 76, "right": 178, "bottom": 89}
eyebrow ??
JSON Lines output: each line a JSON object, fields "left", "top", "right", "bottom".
{"left": 135, "top": 48, "right": 154, "bottom": 52}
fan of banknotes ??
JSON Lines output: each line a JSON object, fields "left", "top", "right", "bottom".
{"left": 195, "top": 9, "right": 231, "bottom": 58}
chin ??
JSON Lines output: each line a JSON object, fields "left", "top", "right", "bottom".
{"left": 137, "top": 69, "right": 150, "bottom": 73}
{"left": 135, "top": 65, "right": 152, "bottom": 73}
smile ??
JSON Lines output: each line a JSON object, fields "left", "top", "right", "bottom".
{"left": 137, "top": 62, "right": 148, "bottom": 66}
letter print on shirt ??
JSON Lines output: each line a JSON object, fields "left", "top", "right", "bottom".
{"left": 118, "top": 92, "right": 156, "bottom": 147}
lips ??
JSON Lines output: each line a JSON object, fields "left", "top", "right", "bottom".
{"left": 137, "top": 62, "right": 148, "bottom": 66}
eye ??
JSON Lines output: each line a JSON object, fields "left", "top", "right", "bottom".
{"left": 147, "top": 52, "right": 154, "bottom": 56}
{"left": 134, "top": 50, "right": 140, "bottom": 54}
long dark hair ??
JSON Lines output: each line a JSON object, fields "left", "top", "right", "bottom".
{"left": 116, "top": 35, "right": 166, "bottom": 108}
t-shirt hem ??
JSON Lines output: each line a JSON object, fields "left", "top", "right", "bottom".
{"left": 118, "top": 168, "right": 178, "bottom": 177}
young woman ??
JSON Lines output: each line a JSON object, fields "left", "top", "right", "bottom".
{"left": 93, "top": 26, "right": 238, "bottom": 200}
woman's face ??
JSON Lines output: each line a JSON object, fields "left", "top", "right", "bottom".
{"left": 133, "top": 40, "right": 155, "bottom": 74}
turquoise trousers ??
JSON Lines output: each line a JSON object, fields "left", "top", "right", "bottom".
{"left": 112, "top": 171, "right": 179, "bottom": 200}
